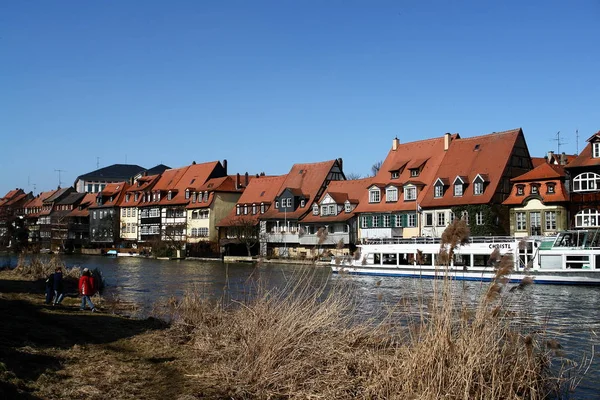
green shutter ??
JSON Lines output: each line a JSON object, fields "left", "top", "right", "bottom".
{"left": 401, "top": 214, "right": 407, "bottom": 227}
{"left": 367, "top": 215, "right": 373, "bottom": 228}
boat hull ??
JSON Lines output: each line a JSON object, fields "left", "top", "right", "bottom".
{"left": 331, "top": 265, "right": 600, "bottom": 285}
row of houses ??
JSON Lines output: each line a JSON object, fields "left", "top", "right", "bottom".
{"left": 2, "top": 127, "right": 600, "bottom": 258}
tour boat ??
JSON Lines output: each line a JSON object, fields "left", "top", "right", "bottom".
{"left": 332, "top": 230, "right": 600, "bottom": 285}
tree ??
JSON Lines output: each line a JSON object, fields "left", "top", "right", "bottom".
{"left": 371, "top": 160, "right": 383, "bottom": 177}
{"left": 345, "top": 172, "right": 362, "bottom": 180}
{"left": 229, "top": 217, "right": 260, "bottom": 256}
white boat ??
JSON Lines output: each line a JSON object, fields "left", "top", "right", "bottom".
{"left": 332, "top": 230, "right": 600, "bottom": 285}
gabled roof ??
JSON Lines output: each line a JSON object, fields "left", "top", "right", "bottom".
{"left": 144, "top": 164, "right": 171, "bottom": 176}
{"left": 44, "top": 187, "right": 74, "bottom": 204}
{"left": 261, "top": 160, "right": 339, "bottom": 220}
{"left": 217, "top": 175, "right": 286, "bottom": 227}
{"left": 186, "top": 176, "right": 248, "bottom": 210}
{"left": 68, "top": 193, "right": 98, "bottom": 217}
{"left": 75, "top": 164, "right": 146, "bottom": 183}
{"left": 156, "top": 161, "right": 222, "bottom": 206}
{"left": 355, "top": 135, "right": 452, "bottom": 213}
{"left": 56, "top": 192, "right": 86, "bottom": 205}
{"left": 503, "top": 180, "right": 568, "bottom": 205}
{"left": 90, "top": 182, "right": 129, "bottom": 209}
{"left": 302, "top": 177, "right": 374, "bottom": 223}
{"left": 422, "top": 128, "right": 525, "bottom": 207}
{"left": 24, "top": 189, "right": 59, "bottom": 210}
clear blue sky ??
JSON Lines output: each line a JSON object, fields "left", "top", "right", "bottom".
{"left": 1, "top": 0, "right": 599, "bottom": 195}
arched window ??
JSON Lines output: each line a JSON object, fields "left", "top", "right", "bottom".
{"left": 575, "top": 209, "right": 600, "bottom": 228}
{"left": 573, "top": 172, "right": 600, "bottom": 192}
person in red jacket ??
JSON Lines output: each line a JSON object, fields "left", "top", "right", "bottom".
{"left": 78, "top": 268, "right": 97, "bottom": 312}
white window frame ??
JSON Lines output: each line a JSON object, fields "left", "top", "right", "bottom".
{"left": 545, "top": 211, "right": 557, "bottom": 230}
{"left": 361, "top": 216, "right": 368, "bottom": 228}
{"left": 391, "top": 171, "right": 399, "bottom": 179}
{"left": 312, "top": 204, "right": 319, "bottom": 215}
{"left": 424, "top": 212, "right": 433, "bottom": 227}
{"left": 454, "top": 184, "right": 463, "bottom": 197}
{"left": 404, "top": 186, "right": 416, "bottom": 201}
{"left": 386, "top": 187, "right": 398, "bottom": 202}
{"left": 575, "top": 209, "right": 600, "bottom": 228}
{"left": 516, "top": 212, "right": 526, "bottom": 231}
{"left": 369, "top": 188, "right": 381, "bottom": 203}
{"left": 407, "top": 213, "right": 416, "bottom": 227}
{"left": 475, "top": 211, "right": 484, "bottom": 225}
{"left": 573, "top": 172, "right": 600, "bottom": 192}
{"left": 474, "top": 182, "right": 483, "bottom": 195}
{"left": 436, "top": 212, "right": 445, "bottom": 226}
{"left": 434, "top": 185, "right": 443, "bottom": 198}
{"left": 383, "top": 214, "right": 390, "bottom": 227}
{"left": 594, "top": 142, "right": 600, "bottom": 158}
{"left": 410, "top": 169, "right": 419, "bottom": 177}
{"left": 344, "top": 201, "right": 351, "bottom": 213}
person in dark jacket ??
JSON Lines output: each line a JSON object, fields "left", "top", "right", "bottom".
{"left": 44, "top": 272, "right": 54, "bottom": 304}
{"left": 52, "top": 267, "right": 64, "bottom": 306}
{"left": 78, "top": 268, "right": 97, "bottom": 312}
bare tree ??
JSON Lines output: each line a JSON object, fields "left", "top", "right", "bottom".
{"left": 371, "top": 160, "right": 383, "bottom": 177}
{"left": 345, "top": 172, "right": 362, "bottom": 180}
{"left": 229, "top": 217, "right": 260, "bottom": 256}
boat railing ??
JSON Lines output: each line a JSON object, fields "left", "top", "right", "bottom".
{"left": 359, "top": 236, "right": 528, "bottom": 246}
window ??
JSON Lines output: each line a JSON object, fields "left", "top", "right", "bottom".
{"left": 127, "top": 208, "right": 131, "bottom": 217}
{"left": 369, "top": 188, "right": 381, "bottom": 203}
{"left": 321, "top": 205, "right": 329, "bottom": 216}
{"left": 517, "top": 185, "right": 524, "bottom": 196}
{"left": 573, "top": 172, "right": 600, "bottom": 192}
{"left": 192, "top": 193, "right": 196, "bottom": 203}
{"left": 328, "top": 204, "right": 336, "bottom": 215}
{"left": 394, "top": 214, "right": 402, "bottom": 227}
{"left": 391, "top": 171, "right": 399, "bottom": 179}
{"left": 475, "top": 211, "right": 484, "bottom": 225}
{"left": 344, "top": 201, "right": 351, "bottom": 213}
{"left": 436, "top": 213, "right": 445, "bottom": 226}
{"left": 461, "top": 210, "right": 469, "bottom": 224}
{"left": 87, "top": 184, "right": 93, "bottom": 192}
{"left": 407, "top": 213, "right": 417, "bottom": 227}
{"left": 122, "top": 208, "right": 126, "bottom": 217}
{"left": 167, "top": 191, "right": 173, "bottom": 201}
{"left": 203, "top": 192, "right": 208, "bottom": 202}
{"left": 454, "top": 184, "right": 463, "bottom": 197}
{"left": 575, "top": 209, "right": 600, "bottom": 228}
{"left": 312, "top": 204, "right": 319, "bottom": 215}
{"left": 545, "top": 211, "right": 557, "bottom": 230}
{"left": 300, "top": 199, "right": 305, "bottom": 207}
{"left": 425, "top": 213, "right": 433, "bottom": 226}
{"left": 286, "top": 198, "right": 292, "bottom": 208}
{"left": 530, "top": 212, "right": 541, "bottom": 234}
{"left": 372, "top": 215, "right": 380, "bottom": 227}
{"left": 386, "top": 187, "right": 398, "bottom": 202}
{"left": 149, "top": 208, "right": 159, "bottom": 217}
{"left": 191, "top": 228, "right": 198, "bottom": 236}
{"left": 134, "top": 193, "right": 139, "bottom": 202}
{"left": 275, "top": 201, "right": 279, "bottom": 208}
{"left": 125, "top": 194, "right": 130, "bottom": 202}
{"left": 192, "top": 210, "right": 199, "bottom": 219}
{"left": 434, "top": 185, "right": 444, "bottom": 198}
{"left": 594, "top": 142, "right": 600, "bottom": 158}
{"left": 198, "top": 228, "right": 209, "bottom": 237}
{"left": 236, "top": 205, "right": 240, "bottom": 215}
{"left": 516, "top": 212, "right": 526, "bottom": 231}
{"left": 404, "top": 186, "right": 416, "bottom": 201}
{"left": 474, "top": 182, "right": 484, "bottom": 195}
{"left": 252, "top": 204, "right": 257, "bottom": 215}
{"left": 261, "top": 203, "right": 265, "bottom": 213}
{"left": 185, "top": 190, "right": 190, "bottom": 199}
{"left": 383, "top": 215, "right": 390, "bottom": 227}
{"left": 361, "top": 216, "right": 368, "bottom": 228}
{"left": 531, "top": 185, "right": 539, "bottom": 195}
{"left": 410, "top": 169, "right": 419, "bottom": 177}
{"left": 244, "top": 205, "right": 248, "bottom": 215}
{"left": 547, "top": 183, "right": 556, "bottom": 194}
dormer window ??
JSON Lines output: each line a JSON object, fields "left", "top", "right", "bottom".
{"left": 167, "top": 191, "right": 172, "bottom": 201}
{"left": 261, "top": 203, "right": 265, "bottom": 213}
{"left": 275, "top": 201, "right": 279, "bottom": 208}
{"left": 531, "top": 184, "right": 539, "bottom": 195}
{"left": 344, "top": 201, "right": 351, "bottom": 213}
{"left": 243, "top": 205, "right": 248, "bottom": 215}
{"left": 312, "top": 204, "right": 319, "bottom": 215}
{"left": 386, "top": 186, "right": 398, "bottom": 202}
{"left": 134, "top": 193, "right": 139, "bottom": 202}
{"left": 474, "top": 182, "right": 483, "bottom": 195}
{"left": 547, "top": 183, "right": 556, "bottom": 194}
{"left": 391, "top": 171, "right": 399, "bottom": 179}
{"left": 453, "top": 176, "right": 466, "bottom": 197}
{"left": 126, "top": 194, "right": 130, "bottom": 202}
{"left": 252, "top": 204, "right": 257, "bottom": 215}
{"left": 192, "top": 192, "right": 196, "bottom": 203}
{"left": 404, "top": 185, "right": 417, "bottom": 201}
{"left": 236, "top": 205, "right": 241, "bottom": 215}
{"left": 369, "top": 187, "right": 381, "bottom": 203}
{"left": 594, "top": 142, "right": 600, "bottom": 158}
{"left": 517, "top": 185, "right": 525, "bottom": 196}
{"left": 434, "top": 185, "right": 443, "bottom": 198}
{"left": 204, "top": 192, "right": 208, "bottom": 202}
{"left": 300, "top": 199, "right": 305, "bottom": 207}
{"left": 410, "top": 169, "right": 419, "bottom": 177}
{"left": 185, "top": 189, "right": 190, "bottom": 199}
{"left": 286, "top": 198, "right": 292, "bottom": 208}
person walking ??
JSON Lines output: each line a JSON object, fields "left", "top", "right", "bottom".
{"left": 78, "top": 268, "right": 97, "bottom": 312}
{"left": 52, "top": 267, "right": 64, "bottom": 306}
{"left": 44, "top": 272, "right": 54, "bottom": 305}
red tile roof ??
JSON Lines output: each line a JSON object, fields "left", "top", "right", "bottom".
{"left": 68, "top": 193, "right": 98, "bottom": 217}
{"left": 354, "top": 135, "right": 454, "bottom": 213}
{"left": 24, "top": 190, "right": 59, "bottom": 218}
{"left": 302, "top": 177, "right": 374, "bottom": 223}
{"left": 156, "top": 161, "right": 221, "bottom": 206}
{"left": 89, "top": 182, "right": 129, "bottom": 209}
{"left": 217, "top": 175, "right": 286, "bottom": 227}
{"left": 421, "top": 128, "right": 524, "bottom": 207}
{"left": 531, "top": 157, "right": 546, "bottom": 168}
{"left": 260, "top": 160, "right": 339, "bottom": 220}
{"left": 511, "top": 162, "right": 565, "bottom": 182}
{"left": 186, "top": 175, "right": 248, "bottom": 210}
{"left": 565, "top": 141, "right": 600, "bottom": 168}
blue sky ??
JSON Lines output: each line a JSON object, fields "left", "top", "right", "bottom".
{"left": 1, "top": 0, "right": 599, "bottom": 195}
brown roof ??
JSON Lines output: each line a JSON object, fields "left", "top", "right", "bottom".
{"left": 24, "top": 190, "right": 60, "bottom": 218}
{"left": 565, "top": 141, "right": 600, "bottom": 169}
{"left": 503, "top": 180, "right": 568, "bottom": 205}
{"left": 217, "top": 175, "right": 286, "bottom": 227}
{"left": 354, "top": 135, "right": 453, "bottom": 213}
{"left": 531, "top": 157, "right": 547, "bottom": 168}
{"left": 261, "top": 160, "right": 339, "bottom": 220}
{"left": 302, "top": 177, "right": 374, "bottom": 223}
{"left": 422, "top": 128, "right": 524, "bottom": 207}
{"left": 186, "top": 176, "right": 246, "bottom": 210}
{"left": 157, "top": 161, "right": 221, "bottom": 206}
{"left": 68, "top": 193, "right": 98, "bottom": 217}
{"left": 90, "top": 182, "right": 129, "bottom": 209}
{"left": 511, "top": 162, "right": 565, "bottom": 182}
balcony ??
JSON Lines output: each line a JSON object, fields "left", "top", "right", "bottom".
{"left": 264, "top": 232, "right": 299, "bottom": 244}
{"left": 299, "top": 232, "right": 349, "bottom": 246}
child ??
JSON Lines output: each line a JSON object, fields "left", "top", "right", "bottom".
{"left": 78, "top": 268, "right": 97, "bottom": 312}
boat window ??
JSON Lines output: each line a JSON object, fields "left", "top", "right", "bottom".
{"left": 382, "top": 253, "right": 397, "bottom": 265}
{"left": 566, "top": 255, "right": 590, "bottom": 269}
{"left": 473, "top": 254, "right": 491, "bottom": 267}
{"left": 453, "top": 254, "right": 470, "bottom": 267}
{"left": 399, "top": 253, "right": 413, "bottom": 265}
{"left": 373, "top": 253, "right": 381, "bottom": 265}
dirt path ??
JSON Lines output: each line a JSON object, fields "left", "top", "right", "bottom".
{"left": 0, "top": 272, "right": 205, "bottom": 400}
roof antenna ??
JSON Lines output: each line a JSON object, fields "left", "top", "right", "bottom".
{"left": 54, "top": 169, "right": 66, "bottom": 187}
{"left": 552, "top": 131, "right": 567, "bottom": 153}
{"left": 576, "top": 129, "right": 579, "bottom": 155}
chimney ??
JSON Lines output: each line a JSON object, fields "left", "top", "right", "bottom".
{"left": 392, "top": 137, "right": 400, "bottom": 151}
{"left": 547, "top": 151, "right": 554, "bottom": 164}
{"left": 245, "top": 172, "right": 249, "bottom": 187}
{"left": 337, "top": 157, "right": 343, "bottom": 172}
{"left": 236, "top": 173, "right": 240, "bottom": 189}
{"left": 222, "top": 159, "right": 227, "bottom": 174}
{"left": 444, "top": 133, "right": 452, "bottom": 151}
{"left": 560, "top": 152, "right": 567, "bottom": 165}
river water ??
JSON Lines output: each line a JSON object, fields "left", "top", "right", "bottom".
{"left": 4, "top": 254, "right": 599, "bottom": 397}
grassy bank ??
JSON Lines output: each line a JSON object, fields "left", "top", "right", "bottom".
{"left": 1, "top": 251, "right": 587, "bottom": 399}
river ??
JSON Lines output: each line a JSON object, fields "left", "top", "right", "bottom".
{"left": 3, "top": 254, "right": 599, "bottom": 397}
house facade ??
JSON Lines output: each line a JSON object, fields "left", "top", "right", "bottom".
{"left": 0, "top": 188, "right": 32, "bottom": 248}
{"left": 89, "top": 183, "right": 129, "bottom": 247}
{"left": 119, "top": 175, "right": 160, "bottom": 246}
{"left": 74, "top": 164, "right": 147, "bottom": 193}
{"left": 564, "top": 131, "right": 600, "bottom": 229}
